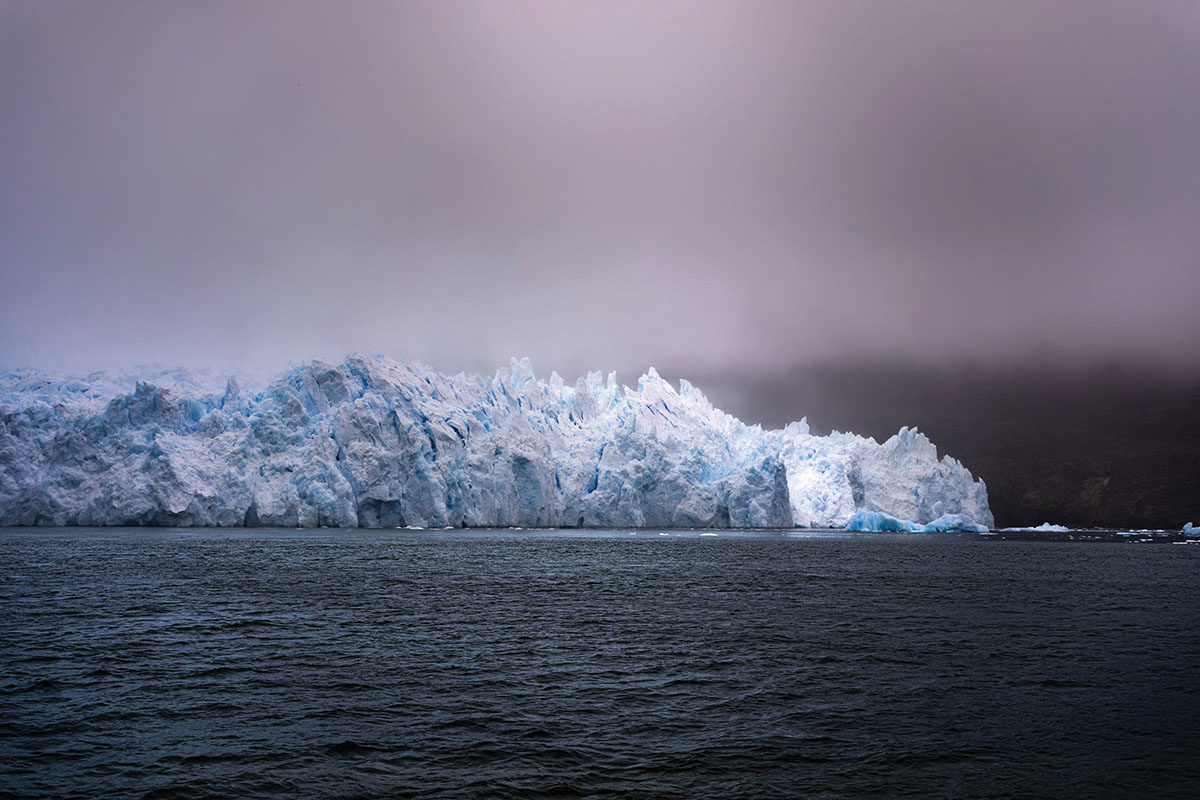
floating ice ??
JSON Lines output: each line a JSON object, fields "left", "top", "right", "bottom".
{"left": 843, "top": 511, "right": 922, "bottom": 532}
{"left": 920, "top": 513, "right": 991, "bottom": 533}
{"left": 841, "top": 510, "right": 989, "bottom": 533}
{"left": 1000, "top": 522, "right": 1070, "bottom": 532}
{"left": 0, "top": 356, "right": 993, "bottom": 529}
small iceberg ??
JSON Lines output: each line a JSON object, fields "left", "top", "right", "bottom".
{"left": 920, "top": 513, "right": 990, "bottom": 533}
{"left": 845, "top": 510, "right": 989, "bottom": 533}
{"left": 844, "top": 511, "right": 922, "bottom": 532}
{"left": 1000, "top": 522, "right": 1070, "bottom": 532}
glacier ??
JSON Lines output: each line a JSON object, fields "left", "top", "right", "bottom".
{"left": 0, "top": 355, "right": 993, "bottom": 529}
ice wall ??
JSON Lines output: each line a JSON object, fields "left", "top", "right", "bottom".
{"left": 0, "top": 356, "right": 993, "bottom": 528}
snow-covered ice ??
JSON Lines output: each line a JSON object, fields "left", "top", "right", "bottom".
{"left": 0, "top": 356, "right": 993, "bottom": 529}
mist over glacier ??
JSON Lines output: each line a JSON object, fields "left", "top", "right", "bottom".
{"left": 0, "top": 356, "right": 991, "bottom": 529}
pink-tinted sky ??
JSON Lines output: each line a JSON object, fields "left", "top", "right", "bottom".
{"left": 2, "top": 1, "right": 1199, "bottom": 377}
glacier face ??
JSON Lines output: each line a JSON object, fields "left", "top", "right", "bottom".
{"left": 0, "top": 356, "right": 993, "bottom": 529}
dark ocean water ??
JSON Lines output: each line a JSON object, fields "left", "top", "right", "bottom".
{"left": 2, "top": 529, "right": 1198, "bottom": 800}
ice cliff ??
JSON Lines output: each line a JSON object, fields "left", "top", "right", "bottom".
{"left": 0, "top": 356, "right": 993, "bottom": 529}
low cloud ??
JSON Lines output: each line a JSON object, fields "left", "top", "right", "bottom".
{"left": 2, "top": 1, "right": 1198, "bottom": 377}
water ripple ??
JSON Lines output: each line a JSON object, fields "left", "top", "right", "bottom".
{"left": 2, "top": 528, "right": 1198, "bottom": 799}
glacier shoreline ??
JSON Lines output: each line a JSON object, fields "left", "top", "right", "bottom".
{"left": 0, "top": 356, "right": 992, "bottom": 530}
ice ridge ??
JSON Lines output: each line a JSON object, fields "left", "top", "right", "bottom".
{"left": 0, "top": 355, "right": 993, "bottom": 529}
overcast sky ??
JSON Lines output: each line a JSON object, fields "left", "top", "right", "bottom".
{"left": 2, "top": 1, "right": 1199, "bottom": 380}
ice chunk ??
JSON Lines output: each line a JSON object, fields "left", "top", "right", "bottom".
{"left": 1000, "top": 522, "right": 1070, "bottom": 532}
{"left": 844, "top": 511, "right": 922, "bottom": 532}
{"left": 921, "top": 513, "right": 990, "bottom": 532}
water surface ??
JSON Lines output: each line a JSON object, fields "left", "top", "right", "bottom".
{"left": 2, "top": 528, "right": 1197, "bottom": 799}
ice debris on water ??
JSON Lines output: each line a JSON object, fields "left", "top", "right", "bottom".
{"left": 919, "top": 513, "right": 991, "bottom": 533}
{"left": 1000, "top": 522, "right": 1070, "bottom": 532}
{"left": 840, "top": 510, "right": 991, "bottom": 533}
{"left": 0, "top": 355, "right": 993, "bottom": 529}
{"left": 844, "top": 511, "right": 922, "bottom": 532}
